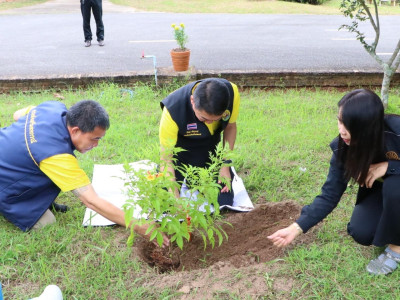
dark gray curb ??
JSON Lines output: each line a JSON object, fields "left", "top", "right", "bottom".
{"left": 1, "top": 68, "right": 399, "bottom": 93}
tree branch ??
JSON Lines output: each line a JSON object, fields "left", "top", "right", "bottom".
{"left": 361, "top": 0, "right": 380, "bottom": 50}
{"left": 388, "top": 39, "right": 400, "bottom": 68}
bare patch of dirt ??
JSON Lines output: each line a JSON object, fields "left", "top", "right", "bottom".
{"left": 136, "top": 201, "right": 316, "bottom": 273}
{"left": 132, "top": 201, "right": 318, "bottom": 299}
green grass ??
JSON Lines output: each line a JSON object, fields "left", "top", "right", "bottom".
{"left": 1, "top": 83, "right": 400, "bottom": 299}
{"left": 110, "top": 0, "right": 400, "bottom": 14}
{"left": 2, "top": 0, "right": 400, "bottom": 14}
{"left": 0, "top": 0, "right": 47, "bottom": 11}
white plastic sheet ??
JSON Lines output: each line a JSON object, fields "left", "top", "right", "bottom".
{"left": 82, "top": 161, "right": 253, "bottom": 227}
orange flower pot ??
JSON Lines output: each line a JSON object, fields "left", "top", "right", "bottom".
{"left": 170, "top": 49, "right": 190, "bottom": 72}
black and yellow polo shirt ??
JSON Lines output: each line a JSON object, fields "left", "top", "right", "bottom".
{"left": 159, "top": 78, "right": 240, "bottom": 168}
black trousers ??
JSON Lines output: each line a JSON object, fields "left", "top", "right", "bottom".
{"left": 347, "top": 176, "right": 400, "bottom": 247}
{"left": 176, "top": 166, "right": 235, "bottom": 207}
{"left": 80, "top": 0, "right": 104, "bottom": 41}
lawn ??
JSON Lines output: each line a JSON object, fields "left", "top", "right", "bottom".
{"left": 111, "top": 0, "right": 400, "bottom": 15}
{"left": 2, "top": 83, "right": 400, "bottom": 299}
{"left": 0, "top": 0, "right": 46, "bottom": 11}
{"left": 2, "top": 0, "right": 400, "bottom": 14}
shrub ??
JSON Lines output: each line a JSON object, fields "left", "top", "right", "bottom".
{"left": 280, "top": 0, "right": 329, "bottom": 5}
{"left": 123, "top": 144, "right": 232, "bottom": 250}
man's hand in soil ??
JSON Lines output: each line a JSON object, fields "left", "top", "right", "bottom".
{"left": 134, "top": 222, "right": 170, "bottom": 249}
{"left": 267, "top": 223, "right": 302, "bottom": 248}
{"left": 218, "top": 165, "right": 231, "bottom": 193}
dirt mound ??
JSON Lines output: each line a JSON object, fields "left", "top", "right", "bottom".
{"left": 137, "top": 201, "right": 316, "bottom": 272}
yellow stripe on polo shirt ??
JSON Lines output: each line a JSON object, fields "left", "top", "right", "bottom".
{"left": 205, "top": 82, "right": 240, "bottom": 134}
{"left": 229, "top": 83, "right": 240, "bottom": 123}
{"left": 39, "top": 153, "right": 90, "bottom": 192}
{"left": 159, "top": 107, "right": 179, "bottom": 148}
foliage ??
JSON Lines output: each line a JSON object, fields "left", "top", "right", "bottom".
{"left": 0, "top": 0, "right": 47, "bottom": 11}
{"left": 111, "top": 0, "right": 373, "bottom": 15}
{"left": 339, "top": 0, "right": 378, "bottom": 53}
{"left": 339, "top": 0, "right": 400, "bottom": 107}
{"left": 281, "top": 0, "right": 330, "bottom": 6}
{"left": 122, "top": 144, "right": 231, "bottom": 250}
{"left": 171, "top": 23, "right": 189, "bottom": 50}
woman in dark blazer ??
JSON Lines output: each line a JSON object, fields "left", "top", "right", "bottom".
{"left": 268, "top": 89, "right": 400, "bottom": 275}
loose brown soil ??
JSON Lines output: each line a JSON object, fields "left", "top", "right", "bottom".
{"left": 132, "top": 201, "right": 319, "bottom": 298}
{"left": 136, "top": 201, "right": 317, "bottom": 273}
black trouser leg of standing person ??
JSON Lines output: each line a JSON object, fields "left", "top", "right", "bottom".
{"left": 80, "top": 0, "right": 92, "bottom": 42}
{"left": 92, "top": 0, "right": 104, "bottom": 42}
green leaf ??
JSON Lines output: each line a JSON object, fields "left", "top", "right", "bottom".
{"left": 124, "top": 206, "right": 134, "bottom": 228}
{"left": 177, "top": 235, "right": 183, "bottom": 250}
{"left": 150, "top": 228, "right": 158, "bottom": 241}
{"left": 207, "top": 229, "right": 213, "bottom": 240}
{"left": 127, "top": 233, "right": 135, "bottom": 247}
{"left": 198, "top": 215, "right": 208, "bottom": 230}
{"left": 160, "top": 218, "right": 168, "bottom": 230}
{"left": 215, "top": 228, "right": 223, "bottom": 246}
{"left": 170, "top": 234, "right": 177, "bottom": 243}
{"left": 153, "top": 198, "right": 161, "bottom": 212}
{"left": 145, "top": 223, "right": 155, "bottom": 235}
{"left": 199, "top": 232, "right": 207, "bottom": 251}
{"left": 156, "top": 232, "right": 164, "bottom": 248}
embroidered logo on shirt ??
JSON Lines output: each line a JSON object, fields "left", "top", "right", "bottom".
{"left": 29, "top": 109, "right": 37, "bottom": 144}
{"left": 222, "top": 110, "right": 231, "bottom": 121}
{"left": 185, "top": 123, "right": 201, "bottom": 137}
{"left": 187, "top": 123, "right": 197, "bottom": 130}
{"left": 386, "top": 151, "right": 400, "bottom": 160}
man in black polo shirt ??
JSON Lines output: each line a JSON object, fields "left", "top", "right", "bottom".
{"left": 159, "top": 78, "right": 240, "bottom": 206}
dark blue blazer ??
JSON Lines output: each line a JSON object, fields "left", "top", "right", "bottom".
{"left": 296, "top": 114, "right": 400, "bottom": 233}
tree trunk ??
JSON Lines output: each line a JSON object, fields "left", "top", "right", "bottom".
{"left": 381, "top": 67, "right": 394, "bottom": 109}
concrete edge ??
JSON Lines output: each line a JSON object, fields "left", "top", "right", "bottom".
{"left": 1, "top": 67, "right": 399, "bottom": 93}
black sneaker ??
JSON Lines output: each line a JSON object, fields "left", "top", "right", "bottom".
{"left": 85, "top": 40, "right": 91, "bottom": 47}
{"left": 50, "top": 202, "right": 69, "bottom": 213}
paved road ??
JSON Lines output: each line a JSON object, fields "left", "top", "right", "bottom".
{"left": 0, "top": 0, "right": 399, "bottom": 79}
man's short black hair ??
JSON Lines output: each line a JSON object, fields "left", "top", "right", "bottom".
{"left": 193, "top": 78, "right": 230, "bottom": 116}
{"left": 66, "top": 100, "right": 110, "bottom": 133}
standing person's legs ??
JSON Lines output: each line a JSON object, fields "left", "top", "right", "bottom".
{"left": 92, "top": 0, "right": 104, "bottom": 43}
{"left": 32, "top": 209, "right": 56, "bottom": 230}
{"left": 80, "top": 0, "right": 92, "bottom": 44}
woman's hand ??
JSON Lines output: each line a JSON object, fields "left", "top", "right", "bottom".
{"left": 267, "top": 223, "right": 302, "bottom": 248}
{"left": 364, "top": 162, "right": 388, "bottom": 188}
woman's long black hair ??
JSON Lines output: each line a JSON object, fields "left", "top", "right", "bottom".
{"left": 337, "top": 89, "right": 385, "bottom": 184}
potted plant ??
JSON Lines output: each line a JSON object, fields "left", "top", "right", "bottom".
{"left": 170, "top": 23, "right": 190, "bottom": 72}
